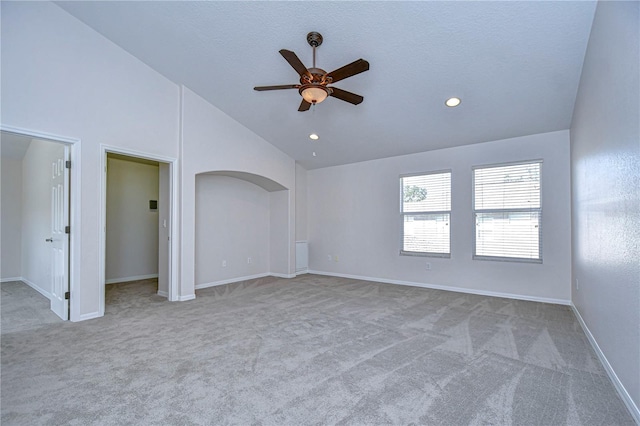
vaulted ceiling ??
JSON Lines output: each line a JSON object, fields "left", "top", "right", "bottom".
{"left": 56, "top": 1, "right": 597, "bottom": 169}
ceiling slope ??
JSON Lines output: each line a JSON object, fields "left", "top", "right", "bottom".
{"left": 56, "top": 1, "right": 597, "bottom": 169}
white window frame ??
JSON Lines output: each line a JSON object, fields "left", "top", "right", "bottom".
{"left": 472, "top": 160, "right": 542, "bottom": 263}
{"left": 400, "top": 170, "right": 451, "bottom": 258}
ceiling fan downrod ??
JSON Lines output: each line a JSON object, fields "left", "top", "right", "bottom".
{"left": 307, "top": 31, "right": 323, "bottom": 69}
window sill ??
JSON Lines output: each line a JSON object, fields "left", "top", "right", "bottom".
{"left": 400, "top": 250, "right": 450, "bottom": 259}
{"left": 473, "top": 255, "right": 542, "bottom": 264}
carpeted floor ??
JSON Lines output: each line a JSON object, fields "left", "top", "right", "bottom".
{"left": 1, "top": 275, "right": 634, "bottom": 425}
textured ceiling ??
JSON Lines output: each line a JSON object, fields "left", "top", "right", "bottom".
{"left": 55, "top": 1, "right": 597, "bottom": 169}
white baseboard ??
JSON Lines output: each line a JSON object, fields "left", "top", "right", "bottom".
{"left": 296, "top": 269, "right": 309, "bottom": 276}
{"left": 571, "top": 304, "right": 640, "bottom": 423}
{"left": 178, "top": 294, "right": 196, "bottom": 302}
{"left": 17, "top": 277, "right": 53, "bottom": 300}
{"left": 106, "top": 274, "right": 158, "bottom": 284}
{"left": 157, "top": 290, "right": 169, "bottom": 298}
{"left": 195, "top": 273, "right": 271, "bottom": 290}
{"left": 0, "top": 276, "right": 23, "bottom": 283}
{"left": 271, "top": 272, "right": 296, "bottom": 279}
{"left": 195, "top": 272, "right": 299, "bottom": 291}
{"left": 307, "top": 270, "right": 571, "bottom": 306}
{"left": 77, "top": 311, "right": 102, "bottom": 322}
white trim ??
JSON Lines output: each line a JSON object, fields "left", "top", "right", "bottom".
{"left": 195, "top": 273, "right": 270, "bottom": 290}
{"left": 195, "top": 272, "right": 298, "bottom": 291}
{"left": 157, "top": 290, "right": 169, "bottom": 298}
{"left": 271, "top": 272, "right": 296, "bottom": 279}
{"left": 105, "top": 274, "right": 159, "bottom": 285}
{"left": 99, "top": 144, "right": 179, "bottom": 318}
{"left": 178, "top": 294, "right": 196, "bottom": 302}
{"left": 571, "top": 304, "right": 640, "bottom": 423}
{"left": 0, "top": 277, "right": 23, "bottom": 283}
{"left": 1, "top": 124, "right": 81, "bottom": 322}
{"left": 169, "top": 157, "right": 179, "bottom": 302}
{"left": 20, "top": 277, "right": 52, "bottom": 300}
{"left": 79, "top": 311, "right": 102, "bottom": 321}
{"left": 178, "top": 85, "right": 186, "bottom": 303}
{"left": 101, "top": 145, "right": 177, "bottom": 164}
{"left": 307, "top": 270, "right": 571, "bottom": 305}
{"left": 295, "top": 270, "right": 309, "bottom": 276}
{"left": 0, "top": 125, "right": 79, "bottom": 145}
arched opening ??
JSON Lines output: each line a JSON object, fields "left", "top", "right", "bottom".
{"left": 194, "top": 171, "right": 290, "bottom": 289}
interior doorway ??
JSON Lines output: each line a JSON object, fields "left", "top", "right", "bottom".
{"left": 100, "top": 146, "right": 177, "bottom": 315}
{"left": 0, "top": 127, "right": 79, "bottom": 321}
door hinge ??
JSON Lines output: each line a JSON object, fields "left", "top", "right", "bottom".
{"left": 65, "top": 226, "right": 70, "bottom": 234}
{"left": 64, "top": 291, "right": 70, "bottom": 300}
{"left": 65, "top": 160, "right": 71, "bottom": 169}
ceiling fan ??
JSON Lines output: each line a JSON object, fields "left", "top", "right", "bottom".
{"left": 254, "top": 32, "right": 370, "bottom": 112}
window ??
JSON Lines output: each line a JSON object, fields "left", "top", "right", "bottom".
{"left": 473, "top": 161, "right": 542, "bottom": 262}
{"left": 400, "top": 171, "right": 451, "bottom": 257}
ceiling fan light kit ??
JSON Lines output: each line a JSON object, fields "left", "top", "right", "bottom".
{"left": 254, "top": 31, "right": 369, "bottom": 111}
{"left": 300, "top": 84, "right": 329, "bottom": 104}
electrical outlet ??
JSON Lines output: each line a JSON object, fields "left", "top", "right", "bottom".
{"left": 222, "top": 260, "right": 227, "bottom": 267}
{"left": 334, "top": 255, "right": 339, "bottom": 262}
{"left": 247, "top": 257, "right": 252, "bottom": 264}
{"left": 575, "top": 278, "right": 579, "bottom": 290}
{"left": 426, "top": 262, "right": 431, "bottom": 270}
{"left": 327, "top": 255, "right": 332, "bottom": 261}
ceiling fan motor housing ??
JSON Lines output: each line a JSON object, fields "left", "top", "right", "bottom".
{"left": 307, "top": 31, "right": 323, "bottom": 47}
{"left": 299, "top": 66, "right": 332, "bottom": 104}
{"left": 301, "top": 68, "right": 328, "bottom": 84}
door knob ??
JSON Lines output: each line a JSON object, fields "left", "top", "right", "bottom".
{"left": 45, "top": 238, "right": 53, "bottom": 242}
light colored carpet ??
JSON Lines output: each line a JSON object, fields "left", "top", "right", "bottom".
{"left": 1, "top": 281, "right": 63, "bottom": 334}
{"left": 1, "top": 275, "right": 634, "bottom": 425}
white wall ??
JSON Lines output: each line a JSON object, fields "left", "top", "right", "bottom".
{"left": 20, "top": 139, "right": 65, "bottom": 296}
{"left": 106, "top": 156, "right": 159, "bottom": 283}
{"left": 179, "top": 87, "right": 297, "bottom": 299}
{"left": 308, "top": 130, "right": 572, "bottom": 302}
{"left": 295, "top": 163, "right": 308, "bottom": 241}
{"left": 270, "top": 190, "right": 290, "bottom": 276}
{"left": 2, "top": 2, "right": 300, "bottom": 316}
{"left": 195, "top": 175, "right": 270, "bottom": 286}
{"left": 1, "top": 157, "right": 23, "bottom": 280}
{"left": 1, "top": 1, "right": 180, "bottom": 319}
{"left": 570, "top": 0, "right": 639, "bottom": 416}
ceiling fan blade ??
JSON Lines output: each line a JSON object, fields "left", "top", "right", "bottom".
{"left": 280, "top": 49, "right": 310, "bottom": 78}
{"left": 254, "top": 84, "right": 299, "bottom": 91}
{"left": 298, "top": 99, "right": 312, "bottom": 111}
{"left": 325, "top": 59, "right": 369, "bottom": 83}
{"left": 329, "top": 87, "right": 364, "bottom": 105}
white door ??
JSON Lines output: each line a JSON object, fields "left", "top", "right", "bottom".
{"left": 48, "top": 146, "right": 70, "bottom": 320}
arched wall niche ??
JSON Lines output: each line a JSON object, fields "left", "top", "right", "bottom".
{"left": 194, "top": 170, "right": 290, "bottom": 290}
{"left": 202, "top": 170, "right": 288, "bottom": 192}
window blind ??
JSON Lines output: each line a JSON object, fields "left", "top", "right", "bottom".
{"left": 401, "top": 171, "right": 451, "bottom": 257}
{"left": 473, "top": 161, "right": 542, "bottom": 261}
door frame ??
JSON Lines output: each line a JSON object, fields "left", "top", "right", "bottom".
{"left": 99, "top": 145, "right": 178, "bottom": 313}
{"left": 1, "top": 124, "right": 81, "bottom": 321}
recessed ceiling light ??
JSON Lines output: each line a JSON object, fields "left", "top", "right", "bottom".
{"left": 445, "top": 97, "right": 461, "bottom": 107}
{"left": 309, "top": 133, "right": 319, "bottom": 140}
